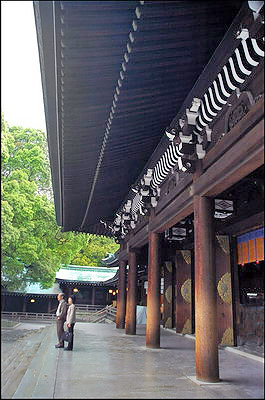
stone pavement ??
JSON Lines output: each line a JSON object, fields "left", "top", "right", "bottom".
{"left": 1, "top": 321, "right": 53, "bottom": 399}
{"left": 10, "top": 321, "right": 264, "bottom": 399}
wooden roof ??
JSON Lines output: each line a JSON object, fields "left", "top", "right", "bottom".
{"left": 34, "top": 0, "right": 245, "bottom": 235}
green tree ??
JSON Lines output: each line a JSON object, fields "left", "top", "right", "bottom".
{"left": 1, "top": 115, "right": 87, "bottom": 290}
{"left": 71, "top": 234, "right": 119, "bottom": 266}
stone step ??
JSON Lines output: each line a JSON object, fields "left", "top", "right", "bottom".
{"left": 1, "top": 340, "right": 24, "bottom": 372}
{"left": 12, "top": 326, "right": 54, "bottom": 399}
{"left": 2, "top": 346, "right": 25, "bottom": 385}
{"left": 1, "top": 329, "right": 41, "bottom": 371}
{"left": 1, "top": 328, "right": 48, "bottom": 399}
{"left": 31, "top": 328, "right": 60, "bottom": 398}
{"left": 1, "top": 343, "right": 41, "bottom": 398}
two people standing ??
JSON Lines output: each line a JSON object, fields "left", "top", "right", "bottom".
{"left": 55, "top": 292, "right": 76, "bottom": 351}
{"left": 65, "top": 295, "right": 76, "bottom": 351}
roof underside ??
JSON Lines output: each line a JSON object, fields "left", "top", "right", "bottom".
{"left": 35, "top": 0, "right": 244, "bottom": 235}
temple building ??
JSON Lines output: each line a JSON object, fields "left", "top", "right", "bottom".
{"left": 34, "top": 1, "right": 264, "bottom": 383}
{"left": 56, "top": 265, "right": 118, "bottom": 304}
{"left": 1, "top": 265, "right": 119, "bottom": 312}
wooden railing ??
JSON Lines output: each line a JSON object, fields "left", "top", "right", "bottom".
{"left": 1, "top": 305, "right": 117, "bottom": 324}
{"left": 76, "top": 305, "right": 117, "bottom": 323}
{"left": 89, "top": 305, "right": 117, "bottom": 323}
{"left": 1, "top": 311, "right": 56, "bottom": 321}
{"left": 105, "top": 306, "right": 117, "bottom": 322}
{"left": 75, "top": 304, "right": 103, "bottom": 312}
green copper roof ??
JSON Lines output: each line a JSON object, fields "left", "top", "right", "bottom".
{"left": 3, "top": 266, "right": 118, "bottom": 296}
{"left": 23, "top": 282, "right": 61, "bottom": 295}
{"left": 4, "top": 282, "right": 61, "bottom": 296}
{"left": 56, "top": 265, "right": 118, "bottom": 282}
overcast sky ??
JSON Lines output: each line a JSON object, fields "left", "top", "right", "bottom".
{"left": 1, "top": 1, "right": 46, "bottom": 132}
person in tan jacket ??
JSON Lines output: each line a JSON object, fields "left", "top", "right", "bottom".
{"left": 55, "top": 293, "right": 68, "bottom": 348}
{"left": 64, "top": 295, "right": 76, "bottom": 351}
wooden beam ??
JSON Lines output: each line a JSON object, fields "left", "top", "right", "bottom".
{"left": 128, "top": 224, "right": 149, "bottom": 250}
{"left": 149, "top": 118, "right": 263, "bottom": 234}
{"left": 150, "top": 188, "right": 193, "bottom": 233}
{"left": 155, "top": 174, "right": 192, "bottom": 215}
{"left": 216, "top": 211, "right": 264, "bottom": 236}
{"left": 193, "top": 119, "right": 264, "bottom": 198}
{"left": 202, "top": 97, "right": 264, "bottom": 171}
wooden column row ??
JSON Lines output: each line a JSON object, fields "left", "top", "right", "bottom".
{"left": 116, "top": 260, "right": 126, "bottom": 329}
{"left": 116, "top": 233, "right": 161, "bottom": 349}
{"left": 125, "top": 251, "right": 137, "bottom": 335}
{"left": 115, "top": 195, "right": 220, "bottom": 382}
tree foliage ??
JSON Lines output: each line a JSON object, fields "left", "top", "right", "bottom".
{"left": 1, "top": 114, "right": 87, "bottom": 291}
{"left": 71, "top": 234, "right": 119, "bottom": 267}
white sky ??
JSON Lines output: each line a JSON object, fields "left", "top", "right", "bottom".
{"left": 1, "top": 1, "right": 46, "bottom": 132}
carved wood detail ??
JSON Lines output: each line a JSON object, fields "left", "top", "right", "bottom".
{"left": 224, "top": 91, "right": 254, "bottom": 134}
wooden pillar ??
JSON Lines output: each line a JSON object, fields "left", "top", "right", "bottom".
{"left": 194, "top": 195, "right": 219, "bottom": 382}
{"left": 125, "top": 251, "right": 137, "bottom": 335}
{"left": 146, "top": 232, "right": 161, "bottom": 348}
{"left": 92, "top": 287, "right": 96, "bottom": 305}
{"left": 116, "top": 260, "right": 126, "bottom": 329}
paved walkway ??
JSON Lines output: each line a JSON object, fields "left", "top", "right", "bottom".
{"left": 8, "top": 322, "right": 264, "bottom": 399}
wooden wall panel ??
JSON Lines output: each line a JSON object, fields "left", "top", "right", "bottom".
{"left": 175, "top": 250, "right": 193, "bottom": 334}
{"left": 163, "top": 261, "right": 174, "bottom": 328}
{"left": 215, "top": 235, "right": 234, "bottom": 346}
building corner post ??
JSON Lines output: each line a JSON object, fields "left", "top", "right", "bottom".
{"left": 125, "top": 252, "right": 137, "bottom": 334}
{"left": 116, "top": 260, "right": 126, "bottom": 329}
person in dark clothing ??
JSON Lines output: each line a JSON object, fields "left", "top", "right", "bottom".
{"left": 55, "top": 292, "right": 68, "bottom": 348}
{"left": 64, "top": 295, "right": 76, "bottom": 351}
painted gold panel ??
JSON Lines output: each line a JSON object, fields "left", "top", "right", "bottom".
{"left": 217, "top": 272, "right": 232, "bottom": 304}
{"left": 180, "top": 279, "right": 191, "bottom": 304}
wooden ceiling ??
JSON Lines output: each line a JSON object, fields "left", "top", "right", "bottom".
{"left": 34, "top": 0, "right": 245, "bottom": 235}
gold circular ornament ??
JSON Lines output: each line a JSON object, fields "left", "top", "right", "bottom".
{"left": 220, "top": 327, "right": 234, "bottom": 346}
{"left": 165, "top": 261, "right": 172, "bottom": 272}
{"left": 217, "top": 272, "right": 232, "bottom": 304}
{"left": 181, "top": 250, "right": 191, "bottom": 264}
{"left": 181, "top": 318, "right": 192, "bottom": 334}
{"left": 216, "top": 235, "right": 230, "bottom": 254}
{"left": 181, "top": 279, "right": 191, "bottom": 303}
{"left": 165, "top": 285, "right": 172, "bottom": 303}
{"left": 165, "top": 317, "right": 172, "bottom": 328}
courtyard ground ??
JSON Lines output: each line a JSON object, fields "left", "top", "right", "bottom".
{"left": 1, "top": 320, "right": 264, "bottom": 399}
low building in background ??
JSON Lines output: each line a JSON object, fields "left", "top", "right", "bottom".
{"left": 1, "top": 265, "right": 119, "bottom": 313}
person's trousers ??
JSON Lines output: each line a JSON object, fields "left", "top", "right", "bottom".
{"left": 66, "top": 323, "right": 75, "bottom": 350}
{"left": 56, "top": 319, "right": 65, "bottom": 346}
